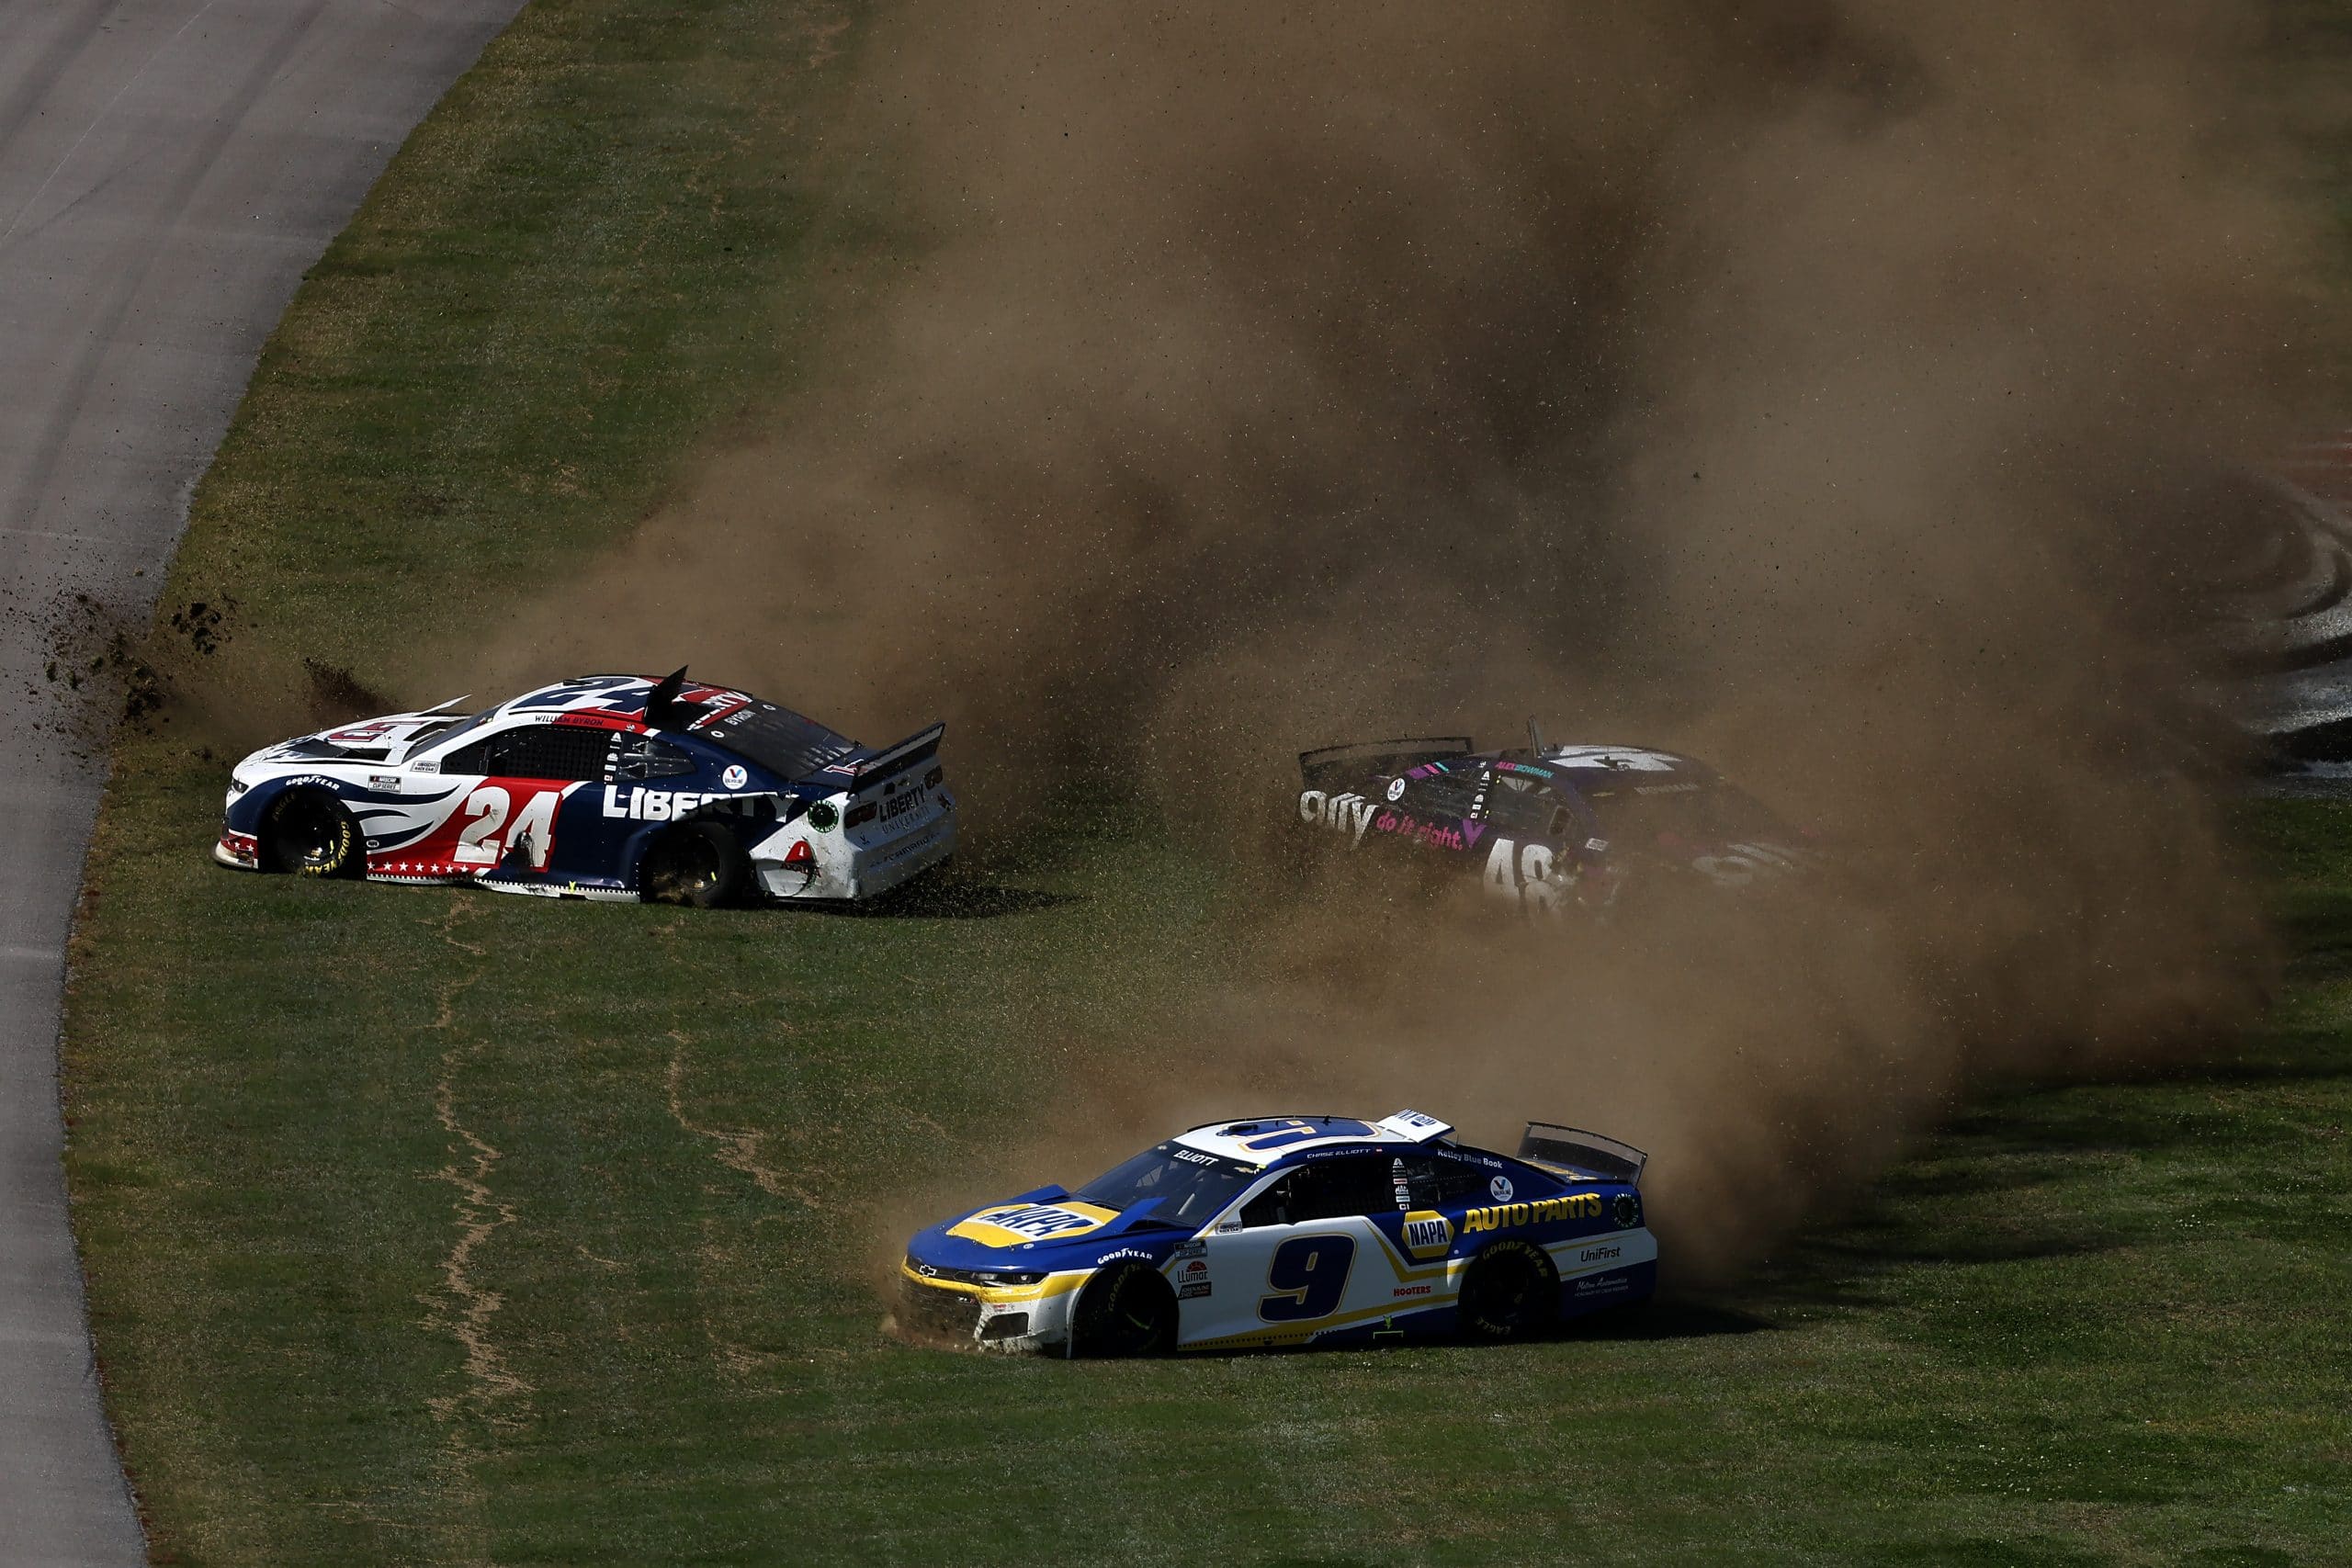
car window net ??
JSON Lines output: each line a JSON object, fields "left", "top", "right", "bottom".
{"left": 1241, "top": 1156, "right": 1403, "bottom": 1226}
{"left": 503, "top": 726, "right": 616, "bottom": 782}
{"left": 443, "top": 725, "right": 612, "bottom": 782}
{"left": 1484, "top": 778, "right": 1572, "bottom": 838}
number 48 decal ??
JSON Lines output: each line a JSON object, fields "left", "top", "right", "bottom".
{"left": 1258, "top": 1234, "right": 1357, "bottom": 1322}
{"left": 1483, "top": 838, "right": 1567, "bottom": 910}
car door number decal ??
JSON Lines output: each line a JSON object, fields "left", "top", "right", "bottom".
{"left": 450, "top": 784, "right": 564, "bottom": 868}
{"left": 1482, "top": 838, "right": 1566, "bottom": 909}
{"left": 1258, "top": 1234, "right": 1357, "bottom": 1322}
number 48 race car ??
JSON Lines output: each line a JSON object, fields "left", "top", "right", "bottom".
{"left": 214, "top": 669, "right": 955, "bottom": 907}
{"left": 899, "top": 1111, "right": 1654, "bottom": 1355}
{"left": 1296, "top": 731, "right": 1816, "bottom": 916}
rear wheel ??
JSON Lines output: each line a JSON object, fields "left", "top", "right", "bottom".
{"left": 1068, "top": 1262, "right": 1176, "bottom": 1358}
{"left": 263, "top": 790, "right": 361, "bottom": 878}
{"left": 1457, "top": 1238, "right": 1558, "bottom": 1342}
{"left": 638, "top": 820, "right": 747, "bottom": 908}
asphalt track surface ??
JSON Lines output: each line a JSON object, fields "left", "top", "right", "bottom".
{"left": 0, "top": 4, "right": 521, "bottom": 1561}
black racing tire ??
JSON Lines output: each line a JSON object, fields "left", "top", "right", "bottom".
{"left": 1068, "top": 1262, "right": 1177, "bottom": 1359}
{"left": 1456, "top": 1238, "right": 1559, "bottom": 1342}
{"left": 638, "top": 819, "right": 748, "bottom": 908}
{"left": 262, "top": 790, "right": 362, "bottom": 878}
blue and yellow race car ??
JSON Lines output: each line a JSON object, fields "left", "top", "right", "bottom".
{"left": 898, "top": 1111, "right": 1655, "bottom": 1355}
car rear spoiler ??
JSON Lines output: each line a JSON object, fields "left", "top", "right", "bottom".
{"left": 1519, "top": 1123, "right": 1647, "bottom": 1188}
{"left": 1298, "top": 736, "right": 1474, "bottom": 790}
{"left": 852, "top": 722, "right": 945, "bottom": 789}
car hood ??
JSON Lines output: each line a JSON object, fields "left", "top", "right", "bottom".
{"left": 904, "top": 1187, "right": 1193, "bottom": 1274}
{"left": 243, "top": 706, "right": 474, "bottom": 768}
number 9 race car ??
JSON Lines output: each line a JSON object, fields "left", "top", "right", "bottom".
{"left": 213, "top": 669, "right": 955, "bottom": 907}
{"left": 1295, "top": 728, "right": 1817, "bottom": 916}
{"left": 898, "top": 1110, "right": 1654, "bottom": 1356}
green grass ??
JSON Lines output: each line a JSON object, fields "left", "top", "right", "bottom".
{"left": 70, "top": 784, "right": 2352, "bottom": 1564}
{"left": 175, "top": 0, "right": 882, "bottom": 680}
{"left": 60, "top": 1, "right": 2352, "bottom": 1563}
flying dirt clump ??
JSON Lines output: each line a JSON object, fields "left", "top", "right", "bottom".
{"left": 468, "top": 1, "right": 2336, "bottom": 1276}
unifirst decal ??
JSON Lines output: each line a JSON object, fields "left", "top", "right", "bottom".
{"left": 1297, "top": 790, "right": 1379, "bottom": 846}
{"left": 946, "top": 1201, "right": 1117, "bottom": 1247}
{"left": 1461, "top": 1192, "right": 1602, "bottom": 1234}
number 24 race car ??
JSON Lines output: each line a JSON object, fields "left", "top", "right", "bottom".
{"left": 899, "top": 1110, "right": 1654, "bottom": 1355}
{"left": 214, "top": 669, "right": 955, "bottom": 907}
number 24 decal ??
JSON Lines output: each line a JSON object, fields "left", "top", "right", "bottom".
{"left": 452, "top": 784, "right": 565, "bottom": 868}
{"left": 1258, "top": 1234, "right": 1357, "bottom": 1322}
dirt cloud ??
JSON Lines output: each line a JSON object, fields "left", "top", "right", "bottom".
{"left": 474, "top": 2, "right": 2335, "bottom": 1279}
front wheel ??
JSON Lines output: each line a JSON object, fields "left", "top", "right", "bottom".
{"left": 1067, "top": 1262, "right": 1176, "bottom": 1358}
{"left": 263, "top": 790, "right": 362, "bottom": 878}
{"left": 1456, "top": 1239, "right": 1558, "bottom": 1342}
{"left": 638, "top": 820, "right": 748, "bottom": 908}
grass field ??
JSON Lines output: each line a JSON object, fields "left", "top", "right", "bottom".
{"left": 60, "top": 1, "right": 2352, "bottom": 1564}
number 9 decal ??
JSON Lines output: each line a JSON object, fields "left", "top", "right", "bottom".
{"left": 1258, "top": 1234, "right": 1357, "bottom": 1322}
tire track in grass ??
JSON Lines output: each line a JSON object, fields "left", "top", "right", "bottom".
{"left": 418, "top": 897, "right": 529, "bottom": 1559}
{"left": 663, "top": 1027, "right": 811, "bottom": 1206}
{"left": 663, "top": 1025, "right": 814, "bottom": 1376}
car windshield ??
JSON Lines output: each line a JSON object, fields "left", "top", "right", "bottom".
{"left": 699, "top": 700, "right": 857, "bottom": 781}
{"left": 412, "top": 706, "right": 497, "bottom": 755}
{"left": 1071, "top": 1142, "right": 1258, "bottom": 1227}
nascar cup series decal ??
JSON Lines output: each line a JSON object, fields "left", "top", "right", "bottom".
{"left": 947, "top": 1201, "right": 1118, "bottom": 1247}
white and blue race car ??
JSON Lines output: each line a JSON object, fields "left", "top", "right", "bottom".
{"left": 214, "top": 669, "right": 954, "bottom": 907}
{"left": 899, "top": 1111, "right": 1655, "bottom": 1355}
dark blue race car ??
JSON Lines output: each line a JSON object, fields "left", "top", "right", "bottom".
{"left": 899, "top": 1110, "right": 1655, "bottom": 1355}
{"left": 1295, "top": 735, "right": 1817, "bottom": 915}
{"left": 215, "top": 669, "right": 954, "bottom": 906}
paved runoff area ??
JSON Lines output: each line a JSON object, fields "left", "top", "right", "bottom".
{"left": 0, "top": 3, "right": 520, "bottom": 1561}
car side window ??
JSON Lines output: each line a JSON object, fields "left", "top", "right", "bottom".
{"left": 441, "top": 724, "right": 615, "bottom": 782}
{"left": 614, "top": 735, "right": 696, "bottom": 782}
{"left": 1238, "top": 1175, "right": 1288, "bottom": 1228}
{"left": 437, "top": 731, "right": 503, "bottom": 776}
{"left": 1238, "top": 1156, "right": 1399, "bottom": 1227}
{"left": 1401, "top": 1155, "right": 1492, "bottom": 1209}
{"left": 1483, "top": 775, "right": 1573, "bottom": 840}
{"left": 1396, "top": 763, "right": 1487, "bottom": 820}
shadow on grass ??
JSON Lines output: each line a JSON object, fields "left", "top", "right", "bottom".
{"left": 1569, "top": 1299, "right": 1774, "bottom": 1340}
{"left": 1725, "top": 1020, "right": 2350, "bottom": 1314}
{"left": 857, "top": 877, "right": 1085, "bottom": 919}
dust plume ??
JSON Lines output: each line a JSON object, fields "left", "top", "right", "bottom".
{"left": 471, "top": 2, "right": 2335, "bottom": 1279}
